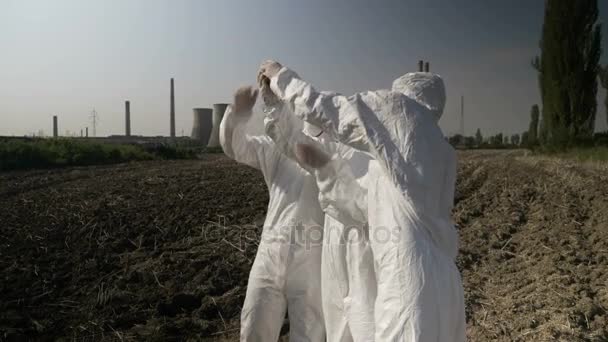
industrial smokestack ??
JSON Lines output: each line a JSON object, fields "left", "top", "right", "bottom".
{"left": 53, "top": 116, "right": 58, "bottom": 137}
{"left": 125, "top": 100, "right": 131, "bottom": 137}
{"left": 207, "top": 103, "right": 229, "bottom": 148}
{"left": 86, "top": 127, "right": 89, "bottom": 138}
{"left": 424, "top": 62, "right": 430, "bottom": 72}
{"left": 461, "top": 95, "right": 465, "bottom": 136}
{"left": 191, "top": 108, "right": 213, "bottom": 145}
{"left": 418, "top": 60, "right": 424, "bottom": 72}
{"left": 170, "top": 78, "right": 176, "bottom": 138}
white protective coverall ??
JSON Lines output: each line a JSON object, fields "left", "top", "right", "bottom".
{"left": 262, "top": 102, "right": 376, "bottom": 342}
{"left": 266, "top": 68, "right": 466, "bottom": 341}
{"left": 219, "top": 103, "right": 325, "bottom": 342}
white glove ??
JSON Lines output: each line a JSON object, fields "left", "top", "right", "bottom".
{"left": 257, "top": 60, "right": 283, "bottom": 86}
{"left": 295, "top": 143, "right": 331, "bottom": 169}
{"left": 233, "top": 86, "right": 258, "bottom": 116}
{"left": 257, "top": 60, "right": 283, "bottom": 107}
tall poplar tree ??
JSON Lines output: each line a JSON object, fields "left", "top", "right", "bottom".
{"left": 533, "top": 0, "right": 602, "bottom": 146}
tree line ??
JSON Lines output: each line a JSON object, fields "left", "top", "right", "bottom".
{"left": 451, "top": 0, "right": 608, "bottom": 150}
{"left": 531, "top": 0, "right": 604, "bottom": 149}
{"left": 448, "top": 130, "right": 521, "bottom": 149}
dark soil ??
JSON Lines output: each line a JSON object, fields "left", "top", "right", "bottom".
{"left": 0, "top": 155, "right": 267, "bottom": 341}
{"left": 1, "top": 151, "right": 607, "bottom": 341}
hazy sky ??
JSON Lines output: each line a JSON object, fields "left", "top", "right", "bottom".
{"left": 1, "top": 0, "right": 608, "bottom": 137}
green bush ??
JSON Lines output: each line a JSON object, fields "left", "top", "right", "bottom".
{"left": 0, "top": 139, "right": 191, "bottom": 171}
{"left": 557, "top": 147, "right": 608, "bottom": 162}
{"left": 203, "top": 146, "right": 224, "bottom": 154}
{"left": 143, "top": 144, "right": 198, "bottom": 160}
{"left": 535, "top": 146, "right": 608, "bottom": 163}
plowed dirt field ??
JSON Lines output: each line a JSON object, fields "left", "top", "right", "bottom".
{"left": 1, "top": 151, "right": 607, "bottom": 341}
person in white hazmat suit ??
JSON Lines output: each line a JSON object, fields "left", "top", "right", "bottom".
{"left": 219, "top": 86, "right": 325, "bottom": 342}
{"left": 259, "top": 83, "right": 376, "bottom": 342}
{"left": 258, "top": 61, "right": 466, "bottom": 341}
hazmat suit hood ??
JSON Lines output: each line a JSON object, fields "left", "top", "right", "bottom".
{"left": 392, "top": 72, "right": 446, "bottom": 121}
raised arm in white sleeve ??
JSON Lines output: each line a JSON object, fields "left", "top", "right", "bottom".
{"left": 268, "top": 67, "right": 420, "bottom": 198}
{"left": 220, "top": 105, "right": 279, "bottom": 177}
{"left": 269, "top": 68, "right": 376, "bottom": 154}
{"left": 262, "top": 104, "right": 319, "bottom": 167}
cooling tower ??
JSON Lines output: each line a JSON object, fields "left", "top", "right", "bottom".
{"left": 207, "top": 103, "right": 229, "bottom": 148}
{"left": 191, "top": 108, "right": 213, "bottom": 145}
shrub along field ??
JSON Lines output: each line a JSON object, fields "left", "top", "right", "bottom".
{"left": 547, "top": 146, "right": 608, "bottom": 163}
{"left": 0, "top": 150, "right": 606, "bottom": 341}
{"left": 0, "top": 139, "right": 200, "bottom": 171}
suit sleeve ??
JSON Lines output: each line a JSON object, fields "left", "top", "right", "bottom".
{"left": 270, "top": 67, "right": 418, "bottom": 196}
{"left": 220, "top": 105, "right": 280, "bottom": 177}
{"left": 270, "top": 68, "right": 381, "bottom": 154}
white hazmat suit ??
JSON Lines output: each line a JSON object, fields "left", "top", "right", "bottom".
{"left": 262, "top": 100, "right": 376, "bottom": 342}
{"left": 219, "top": 88, "right": 325, "bottom": 342}
{"left": 262, "top": 65, "right": 466, "bottom": 341}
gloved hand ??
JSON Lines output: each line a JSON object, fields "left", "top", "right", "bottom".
{"left": 257, "top": 60, "right": 283, "bottom": 107}
{"left": 233, "top": 86, "right": 258, "bottom": 115}
{"left": 257, "top": 60, "right": 283, "bottom": 87}
{"left": 295, "top": 143, "right": 331, "bottom": 169}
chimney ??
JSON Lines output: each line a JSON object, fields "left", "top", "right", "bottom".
{"left": 125, "top": 100, "right": 131, "bottom": 137}
{"left": 170, "top": 78, "right": 176, "bottom": 138}
{"left": 418, "top": 60, "right": 424, "bottom": 72}
{"left": 53, "top": 116, "right": 58, "bottom": 137}
{"left": 425, "top": 62, "right": 430, "bottom": 72}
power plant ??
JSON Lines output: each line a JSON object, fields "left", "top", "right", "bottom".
{"left": 38, "top": 78, "right": 227, "bottom": 148}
